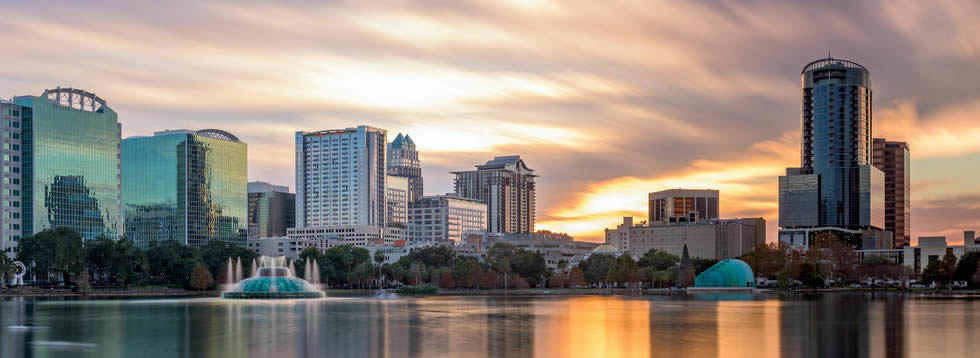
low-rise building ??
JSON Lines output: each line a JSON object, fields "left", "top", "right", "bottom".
{"left": 903, "top": 232, "right": 977, "bottom": 273}
{"left": 408, "top": 194, "right": 486, "bottom": 243}
{"left": 363, "top": 240, "right": 439, "bottom": 265}
{"left": 246, "top": 236, "right": 316, "bottom": 259}
{"left": 605, "top": 217, "right": 765, "bottom": 260}
{"left": 287, "top": 225, "right": 388, "bottom": 246}
{"left": 458, "top": 231, "right": 599, "bottom": 270}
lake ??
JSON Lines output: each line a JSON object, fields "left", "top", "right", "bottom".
{"left": 1, "top": 293, "right": 977, "bottom": 357}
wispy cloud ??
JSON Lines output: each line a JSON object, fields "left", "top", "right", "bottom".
{"left": 1, "top": 0, "right": 978, "bottom": 242}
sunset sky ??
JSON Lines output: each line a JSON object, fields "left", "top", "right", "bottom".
{"left": 1, "top": 0, "right": 978, "bottom": 243}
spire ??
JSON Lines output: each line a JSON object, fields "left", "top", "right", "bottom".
{"left": 390, "top": 133, "right": 405, "bottom": 149}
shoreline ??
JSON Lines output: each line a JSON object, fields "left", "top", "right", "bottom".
{"left": 3, "top": 287, "right": 978, "bottom": 298}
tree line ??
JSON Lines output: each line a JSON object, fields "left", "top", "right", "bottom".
{"left": 8, "top": 228, "right": 258, "bottom": 290}
{"left": 740, "top": 238, "right": 980, "bottom": 289}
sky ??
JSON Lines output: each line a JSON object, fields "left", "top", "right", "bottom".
{"left": 1, "top": 0, "right": 978, "bottom": 244}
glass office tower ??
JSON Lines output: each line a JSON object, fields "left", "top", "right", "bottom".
{"left": 778, "top": 58, "right": 888, "bottom": 249}
{"left": 14, "top": 88, "right": 122, "bottom": 240}
{"left": 123, "top": 129, "right": 247, "bottom": 248}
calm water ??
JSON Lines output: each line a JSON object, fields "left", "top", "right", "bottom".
{"left": 1, "top": 293, "right": 977, "bottom": 357}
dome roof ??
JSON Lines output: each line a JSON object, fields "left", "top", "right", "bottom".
{"left": 694, "top": 259, "right": 756, "bottom": 288}
{"left": 591, "top": 244, "right": 620, "bottom": 254}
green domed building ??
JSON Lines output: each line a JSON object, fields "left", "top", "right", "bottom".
{"left": 694, "top": 259, "right": 756, "bottom": 288}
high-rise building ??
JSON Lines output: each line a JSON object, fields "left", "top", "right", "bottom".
{"left": 10, "top": 88, "right": 123, "bottom": 244}
{"left": 387, "top": 133, "right": 423, "bottom": 202}
{"left": 295, "top": 126, "right": 387, "bottom": 228}
{"left": 648, "top": 189, "right": 719, "bottom": 224}
{"left": 453, "top": 156, "right": 536, "bottom": 233}
{"left": 247, "top": 181, "right": 295, "bottom": 239}
{"left": 0, "top": 100, "right": 26, "bottom": 257}
{"left": 122, "top": 129, "right": 247, "bottom": 248}
{"left": 408, "top": 194, "right": 486, "bottom": 243}
{"left": 778, "top": 58, "right": 887, "bottom": 249}
{"left": 873, "top": 138, "right": 911, "bottom": 248}
{"left": 385, "top": 175, "right": 409, "bottom": 225}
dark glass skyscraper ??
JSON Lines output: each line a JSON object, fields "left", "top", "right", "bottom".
{"left": 122, "top": 129, "right": 247, "bottom": 248}
{"left": 13, "top": 88, "right": 122, "bottom": 241}
{"left": 387, "top": 133, "right": 423, "bottom": 202}
{"left": 779, "top": 58, "right": 888, "bottom": 249}
{"left": 247, "top": 181, "right": 295, "bottom": 239}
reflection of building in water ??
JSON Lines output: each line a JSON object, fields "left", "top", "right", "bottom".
{"left": 10, "top": 88, "right": 123, "bottom": 241}
{"left": 44, "top": 175, "right": 106, "bottom": 240}
{"left": 122, "top": 129, "right": 247, "bottom": 248}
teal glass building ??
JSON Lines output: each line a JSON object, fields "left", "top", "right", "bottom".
{"left": 13, "top": 88, "right": 122, "bottom": 240}
{"left": 122, "top": 129, "right": 247, "bottom": 248}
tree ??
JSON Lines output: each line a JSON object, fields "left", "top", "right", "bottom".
{"left": 644, "top": 268, "right": 671, "bottom": 288}
{"left": 953, "top": 251, "right": 978, "bottom": 286}
{"left": 676, "top": 245, "right": 695, "bottom": 288}
{"left": 201, "top": 240, "right": 258, "bottom": 282}
{"left": 548, "top": 272, "right": 567, "bottom": 288}
{"left": 452, "top": 259, "right": 483, "bottom": 289}
{"left": 374, "top": 250, "right": 386, "bottom": 284}
{"left": 409, "top": 262, "right": 426, "bottom": 285}
{"left": 438, "top": 270, "right": 455, "bottom": 289}
{"left": 146, "top": 240, "right": 202, "bottom": 287}
{"left": 923, "top": 252, "right": 958, "bottom": 289}
{"left": 798, "top": 262, "right": 824, "bottom": 289}
{"left": 859, "top": 256, "right": 899, "bottom": 289}
{"left": 390, "top": 263, "right": 405, "bottom": 285}
{"left": 19, "top": 228, "right": 86, "bottom": 284}
{"left": 486, "top": 244, "right": 547, "bottom": 287}
{"left": 567, "top": 267, "right": 586, "bottom": 288}
{"left": 397, "top": 245, "right": 457, "bottom": 269}
{"left": 638, "top": 248, "right": 679, "bottom": 271}
{"left": 511, "top": 273, "right": 530, "bottom": 289}
{"left": 578, "top": 254, "right": 616, "bottom": 285}
{"left": 0, "top": 254, "right": 16, "bottom": 289}
{"left": 557, "top": 260, "right": 568, "bottom": 273}
{"left": 77, "top": 269, "right": 91, "bottom": 293}
{"left": 494, "top": 258, "right": 511, "bottom": 289}
{"left": 809, "top": 235, "right": 860, "bottom": 285}
{"left": 481, "top": 269, "right": 498, "bottom": 289}
{"left": 691, "top": 257, "right": 719, "bottom": 276}
{"left": 189, "top": 264, "right": 214, "bottom": 291}
{"left": 321, "top": 245, "right": 370, "bottom": 286}
{"left": 353, "top": 261, "right": 375, "bottom": 289}
{"left": 606, "top": 254, "right": 638, "bottom": 286}
{"left": 741, "top": 243, "right": 790, "bottom": 280}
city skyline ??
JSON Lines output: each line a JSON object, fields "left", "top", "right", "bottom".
{"left": 2, "top": 1, "right": 979, "bottom": 243}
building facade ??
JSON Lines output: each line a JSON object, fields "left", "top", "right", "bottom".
{"left": 903, "top": 232, "right": 976, "bottom": 273}
{"left": 649, "top": 189, "right": 719, "bottom": 224}
{"left": 11, "top": 88, "right": 123, "bottom": 243}
{"left": 246, "top": 236, "right": 315, "bottom": 259}
{"left": 122, "top": 129, "right": 247, "bottom": 248}
{"left": 408, "top": 194, "right": 486, "bottom": 243}
{"left": 295, "top": 126, "right": 387, "bottom": 228}
{"left": 872, "top": 138, "right": 911, "bottom": 248}
{"left": 0, "top": 101, "right": 25, "bottom": 257}
{"left": 386, "top": 175, "right": 409, "bottom": 225}
{"left": 605, "top": 217, "right": 766, "bottom": 260}
{"left": 387, "top": 133, "right": 423, "bottom": 202}
{"left": 779, "top": 57, "right": 886, "bottom": 247}
{"left": 247, "top": 181, "right": 295, "bottom": 239}
{"left": 453, "top": 156, "right": 536, "bottom": 233}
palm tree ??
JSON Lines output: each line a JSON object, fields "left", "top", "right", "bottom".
{"left": 495, "top": 259, "right": 511, "bottom": 289}
{"left": 373, "top": 251, "right": 385, "bottom": 288}
{"left": 557, "top": 260, "right": 568, "bottom": 273}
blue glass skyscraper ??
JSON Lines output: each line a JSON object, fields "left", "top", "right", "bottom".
{"left": 11, "top": 88, "right": 123, "bottom": 241}
{"left": 122, "top": 129, "right": 247, "bottom": 248}
{"left": 778, "top": 58, "right": 888, "bottom": 249}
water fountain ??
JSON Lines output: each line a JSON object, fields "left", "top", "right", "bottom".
{"left": 222, "top": 256, "right": 325, "bottom": 299}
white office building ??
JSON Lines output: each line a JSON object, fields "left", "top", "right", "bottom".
{"left": 295, "top": 126, "right": 387, "bottom": 228}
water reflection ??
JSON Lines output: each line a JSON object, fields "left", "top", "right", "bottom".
{"left": 1, "top": 294, "right": 978, "bottom": 357}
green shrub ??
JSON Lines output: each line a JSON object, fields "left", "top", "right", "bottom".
{"left": 396, "top": 284, "right": 439, "bottom": 295}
